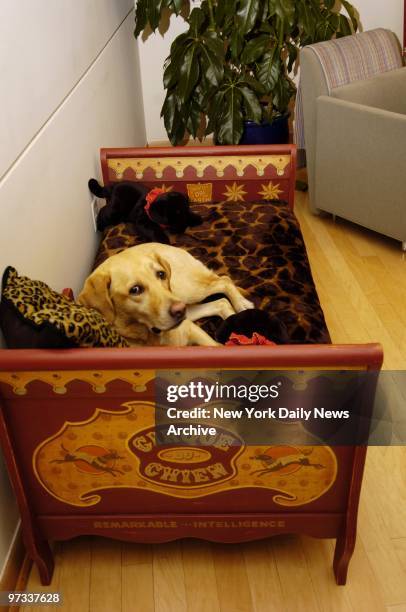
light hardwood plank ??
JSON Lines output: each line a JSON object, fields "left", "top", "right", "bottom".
{"left": 153, "top": 542, "right": 187, "bottom": 612}
{"left": 122, "top": 562, "right": 154, "bottom": 612}
{"left": 242, "top": 540, "right": 285, "bottom": 612}
{"left": 357, "top": 473, "right": 406, "bottom": 605}
{"left": 212, "top": 544, "right": 254, "bottom": 612}
{"left": 393, "top": 538, "right": 406, "bottom": 572}
{"left": 182, "top": 541, "right": 220, "bottom": 612}
{"left": 58, "top": 537, "right": 91, "bottom": 612}
{"left": 271, "top": 535, "right": 320, "bottom": 612}
{"left": 121, "top": 540, "right": 154, "bottom": 611}
{"left": 19, "top": 544, "right": 62, "bottom": 612}
{"left": 89, "top": 538, "right": 122, "bottom": 612}
{"left": 365, "top": 448, "right": 406, "bottom": 539}
{"left": 339, "top": 537, "right": 386, "bottom": 612}
{"left": 122, "top": 542, "right": 152, "bottom": 566}
{"left": 300, "top": 537, "right": 353, "bottom": 612}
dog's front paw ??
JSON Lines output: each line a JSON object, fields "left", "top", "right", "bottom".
{"left": 236, "top": 297, "right": 255, "bottom": 312}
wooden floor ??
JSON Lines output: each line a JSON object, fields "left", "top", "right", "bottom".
{"left": 20, "top": 186, "right": 406, "bottom": 612}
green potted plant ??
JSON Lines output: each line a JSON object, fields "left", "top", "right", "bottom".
{"left": 134, "top": 0, "right": 359, "bottom": 145}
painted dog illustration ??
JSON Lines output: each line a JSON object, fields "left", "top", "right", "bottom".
{"left": 250, "top": 448, "right": 325, "bottom": 476}
{"left": 51, "top": 444, "right": 124, "bottom": 477}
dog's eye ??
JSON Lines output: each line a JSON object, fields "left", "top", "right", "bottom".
{"left": 129, "top": 285, "right": 144, "bottom": 296}
{"left": 156, "top": 270, "right": 166, "bottom": 280}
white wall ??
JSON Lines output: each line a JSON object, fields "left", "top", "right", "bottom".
{"left": 138, "top": 16, "right": 187, "bottom": 143}
{"left": 0, "top": 0, "right": 146, "bottom": 577}
{"left": 357, "top": 0, "right": 403, "bottom": 42}
{"left": 138, "top": 1, "right": 404, "bottom": 144}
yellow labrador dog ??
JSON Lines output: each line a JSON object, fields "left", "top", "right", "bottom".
{"left": 78, "top": 243, "right": 253, "bottom": 346}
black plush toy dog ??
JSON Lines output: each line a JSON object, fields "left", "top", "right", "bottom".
{"left": 88, "top": 179, "right": 202, "bottom": 244}
{"left": 216, "top": 309, "right": 290, "bottom": 345}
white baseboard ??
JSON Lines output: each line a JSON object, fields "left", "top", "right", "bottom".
{"left": 0, "top": 521, "right": 29, "bottom": 597}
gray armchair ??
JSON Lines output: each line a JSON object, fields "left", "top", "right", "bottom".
{"left": 300, "top": 29, "right": 406, "bottom": 249}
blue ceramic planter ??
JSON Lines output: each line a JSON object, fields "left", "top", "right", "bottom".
{"left": 240, "top": 112, "right": 290, "bottom": 145}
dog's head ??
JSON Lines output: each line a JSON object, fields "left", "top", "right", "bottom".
{"left": 149, "top": 192, "right": 202, "bottom": 233}
{"left": 78, "top": 248, "right": 186, "bottom": 338}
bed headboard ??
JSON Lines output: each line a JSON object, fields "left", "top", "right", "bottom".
{"left": 100, "top": 144, "right": 297, "bottom": 209}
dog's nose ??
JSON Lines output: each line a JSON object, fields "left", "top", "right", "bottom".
{"left": 170, "top": 302, "right": 186, "bottom": 320}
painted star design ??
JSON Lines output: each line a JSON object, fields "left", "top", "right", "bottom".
{"left": 223, "top": 182, "right": 247, "bottom": 202}
{"left": 158, "top": 184, "right": 173, "bottom": 193}
{"left": 258, "top": 181, "right": 283, "bottom": 200}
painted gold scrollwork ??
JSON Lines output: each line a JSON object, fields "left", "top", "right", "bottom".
{"left": 0, "top": 370, "right": 154, "bottom": 394}
{"left": 108, "top": 155, "right": 291, "bottom": 181}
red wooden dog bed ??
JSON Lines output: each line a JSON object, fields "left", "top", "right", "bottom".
{"left": 0, "top": 145, "right": 383, "bottom": 585}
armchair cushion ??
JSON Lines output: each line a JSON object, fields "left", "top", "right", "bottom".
{"left": 315, "top": 96, "right": 406, "bottom": 242}
{"left": 332, "top": 67, "right": 406, "bottom": 115}
{"left": 298, "top": 28, "right": 404, "bottom": 217}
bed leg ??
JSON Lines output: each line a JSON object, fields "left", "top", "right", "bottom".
{"left": 402, "top": 241, "right": 406, "bottom": 252}
{"left": 333, "top": 524, "right": 356, "bottom": 585}
{"left": 27, "top": 534, "right": 54, "bottom": 585}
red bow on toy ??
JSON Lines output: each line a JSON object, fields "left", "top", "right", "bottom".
{"left": 225, "top": 332, "right": 276, "bottom": 346}
{"left": 144, "top": 188, "right": 169, "bottom": 229}
{"left": 145, "top": 187, "right": 164, "bottom": 214}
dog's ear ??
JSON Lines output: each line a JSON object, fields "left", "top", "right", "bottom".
{"left": 77, "top": 269, "right": 115, "bottom": 323}
{"left": 155, "top": 254, "right": 172, "bottom": 285}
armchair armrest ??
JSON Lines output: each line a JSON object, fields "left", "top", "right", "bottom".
{"left": 314, "top": 96, "right": 406, "bottom": 243}
{"left": 331, "top": 67, "right": 406, "bottom": 115}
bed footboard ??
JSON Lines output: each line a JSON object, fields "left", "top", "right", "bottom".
{"left": 0, "top": 344, "right": 382, "bottom": 585}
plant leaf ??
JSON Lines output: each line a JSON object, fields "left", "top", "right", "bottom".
{"left": 163, "top": 37, "right": 193, "bottom": 89}
{"left": 134, "top": 0, "right": 148, "bottom": 37}
{"left": 240, "top": 86, "right": 262, "bottom": 122}
{"left": 177, "top": 44, "right": 200, "bottom": 102}
{"left": 241, "top": 35, "right": 270, "bottom": 63}
{"left": 189, "top": 7, "right": 205, "bottom": 36}
{"left": 171, "top": 0, "right": 184, "bottom": 14}
{"left": 236, "top": 0, "right": 260, "bottom": 35}
{"left": 230, "top": 29, "right": 244, "bottom": 60}
{"left": 216, "top": 88, "right": 243, "bottom": 144}
{"left": 161, "top": 91, "right": 186, "bottom": 145}
{"left": 327, "top": 12, "right": 340, "bottom": 33}
{"left": 273, "top": 0, "right": 295, "bottom": 27}
{"left": 204, "top": 32, "right": 225, "bottom": 57}
{"left": 241, "top": 74, "right": 266, "bottom": 94}
{"left": 272, "top": 76, "right": 294, "bottom": 114}
{"left": 185, "top": 100, "right": 202, "bottom": 138}
{"left": 170, "top": 31, "right": 191, "bottom": 53}
{"left": 163, "top": 62, "right": 176, "bottom": 89}
{"left": 147, "top": 0, "right": 162, "bottom": 31}
{"left": 215, "top": 0, "right": 236, "bottom": 27}
{"left": 297, "top": 0, "right": 316, "bottom": 41}
{"left": 286, "top": 42, "right": 298, "bottom": 73}
{"left": 200, "top": 42, "right": 224, "bottom": 86}
{"left": 337, "top": 13, "right": 352, "bottom": 37}
{"left": 257, "top": 47, "right": 280, "bottom": 92}
{"left": 341, "top": 0, "right": 358, "bottom": 32}
{"left": 206, "top": 90, "right": 225, "bottom": 135}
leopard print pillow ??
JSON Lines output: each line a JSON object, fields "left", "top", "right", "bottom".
{"left": 0, "top": 267, "right": 129, "bottom": 348}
